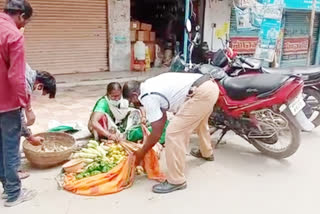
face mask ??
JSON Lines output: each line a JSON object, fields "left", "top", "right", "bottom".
{"left": 109, "top": 99, "right": 121, "bottom": 107}
{"left": 33, "top": 84, "right": 43, "bottom": 97}
{"left": 107, "top": 95, "right": 124, "bottom": 107}
{"left": 33, "top": 89, "right": 43, "bottom": 97}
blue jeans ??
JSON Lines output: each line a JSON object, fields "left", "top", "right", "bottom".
{"left": 0, "top": 109, "right": 21, "bottom": 202}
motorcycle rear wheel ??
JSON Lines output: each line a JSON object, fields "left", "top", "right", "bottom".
{"left": 249, "top": 114, "right": 300, "bottom": 159}
{"left": 303, "top": 87, "right": 320, "bottom": 128}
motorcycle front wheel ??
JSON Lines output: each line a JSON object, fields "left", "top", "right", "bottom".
{"left": 303, "top": 87, "right": 320, "bottom": 127}
{"left": 249, "top": 113, "right": 301, "bottom": 159}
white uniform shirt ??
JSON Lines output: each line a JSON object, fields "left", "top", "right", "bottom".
{"left": 139, "top": 72, "right": 202, "bottom": 123}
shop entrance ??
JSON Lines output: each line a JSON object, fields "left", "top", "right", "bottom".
{"left": 130, "top": 0, "right": 204, "bottom": 70}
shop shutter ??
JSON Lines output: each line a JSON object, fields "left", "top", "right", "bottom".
{"left": 311, "top": 13, "right": 320, "bottom": 64}
{"left": 1, "top": 0, "right": 109, "bottom": 74}
{"left": 281, "top": 12, "right": 310, "bottom": 67}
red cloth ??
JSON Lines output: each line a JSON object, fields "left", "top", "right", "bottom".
{"left": 0, "top": 13, "right": 28, "bottom": 113}
{"left": 98, "top": 115, "right": 108, "bottom": 130}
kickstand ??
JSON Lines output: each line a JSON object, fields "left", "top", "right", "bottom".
{"left": 216, "top": 129, "right": 228, "bottom": 147}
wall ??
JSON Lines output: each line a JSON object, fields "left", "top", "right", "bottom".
{"left": 203, "top": 0, "right": 232, "bottom": 51}
{"left": 108, "top": 0, "right": 131, "bottom": 71}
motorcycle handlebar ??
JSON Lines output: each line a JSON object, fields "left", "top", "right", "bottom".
{"left": 239, "top": 57, "right": 254, "bottom": 68}
{"left": 192, "top": 32, "right": 201, "bottom": 46}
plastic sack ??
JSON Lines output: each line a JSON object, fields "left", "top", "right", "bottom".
{"left": 127, "top": 121, "right": 169, "bottom": 144}
{"left": 63, "top": 141, "right": 165, "bottom": 196}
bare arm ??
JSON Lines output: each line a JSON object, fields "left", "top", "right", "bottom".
{"left": 135, "top": 111, "right": 167, "bottom": 164}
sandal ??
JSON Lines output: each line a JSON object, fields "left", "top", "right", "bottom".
{"left": 18, "top": 170, "right": 30, "bottom": 180}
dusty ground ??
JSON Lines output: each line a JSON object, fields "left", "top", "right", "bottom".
{"left": 1, "top": 84, "right": 319, "bottom": 214}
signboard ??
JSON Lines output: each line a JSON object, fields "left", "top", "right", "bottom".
{"left": 284, "top": 0, "right": 320, "bottom": 11}
{"left": 254, "top": 18, "right": 282, "bottom": 61}
{"left": 253, "top": 0, "right": 283, "bottom": 62}
{"left": 282, "top": 37, "right": 309, "bottom": 55}
{"left": 230, "top": 37, "right": 259, "bottom": 54}
{"left": 234, "top": 0, "right": 284, "bottom": 31}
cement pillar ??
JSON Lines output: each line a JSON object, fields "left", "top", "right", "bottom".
{"left": 108, "top": 0, "right": 131, "bottom": 72}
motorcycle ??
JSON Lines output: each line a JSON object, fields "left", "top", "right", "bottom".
{"left": 203, "top": 37, "right": 320, "bottom": 128}
{"left": 169, "top": 20, "right": 314, "bottom": 159}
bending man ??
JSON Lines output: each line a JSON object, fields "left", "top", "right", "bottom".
{"left": 123, "top": 72, "right": 219, "bottom": 194}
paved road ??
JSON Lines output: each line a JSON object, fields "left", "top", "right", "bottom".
{"left": 0, "top": 85, "right": 319, "bottom": 213}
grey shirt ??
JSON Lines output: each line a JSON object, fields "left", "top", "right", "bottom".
{"left": 21, "top": 64, "right": 36, "bottom": 138}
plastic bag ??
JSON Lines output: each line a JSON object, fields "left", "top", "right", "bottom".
{"left": 127, "top": 121, "right": 169, "bottom": 144}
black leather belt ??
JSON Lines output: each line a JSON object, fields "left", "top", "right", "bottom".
{"left": 188, "top": 74, "right": 211, "bottom": 95}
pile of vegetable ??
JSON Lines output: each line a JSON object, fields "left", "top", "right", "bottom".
{"left": 69, "top": 140, "right": 128, "bottom": 180}
{"left": 33, "top": 142, "right": 69, "bottom": 153}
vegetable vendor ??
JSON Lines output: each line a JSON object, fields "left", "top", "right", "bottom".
{"left": 88, "top": 82, "right": 168, "bottom": 144}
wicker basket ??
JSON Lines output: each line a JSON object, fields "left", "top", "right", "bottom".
{"left": 23, "top": 132, "right": 75, "bottom": 168}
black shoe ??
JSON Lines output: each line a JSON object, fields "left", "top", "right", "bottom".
{"left": 152, "top": 180, "right": 187, "bottom": 194}
{"left": 190, "top": 148, "right": 214, "bottom": 161}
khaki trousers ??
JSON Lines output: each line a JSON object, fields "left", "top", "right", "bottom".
{"left": 165, "top": 81, "right": 219, "bottom": 184}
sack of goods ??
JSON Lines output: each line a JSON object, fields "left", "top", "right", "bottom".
{"left": 61, "top": 140, "right": 165, "bottom": 196}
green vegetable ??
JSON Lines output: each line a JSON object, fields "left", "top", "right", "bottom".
{"left": 88, "top": 140, "right": 99, "bottom": 147}
{"left": 96, "top": 146, "right": 107, "bottom": 156}
{"left": 76, "top": 174, "right": 84, "bottom": 180}
{"left": 90, "top": 170, "right": 101, "bottom": 176}
{"left": 83, "top": 172, "right": 91, "bottom": 178}
{"left": 83, "top": 158, "right": 94, "bottom": 164}
{"left": 87, "top": 163, "right": 100, "bottom": 172}
{"left": 81, "top": 148, "right": 92, "bottom": 153}
{"left": 87, "top": 148, "right": 101, "bottom": 156}
{"left": 101, "top": 165, "right": 109, "bottom": 173}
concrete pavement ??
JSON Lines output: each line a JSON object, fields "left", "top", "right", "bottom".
{"left": 0, "top": 84, "right": 319, "bottom": 214}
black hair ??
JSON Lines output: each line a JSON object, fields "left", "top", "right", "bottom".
{"left": 4, "top": 0, "right": 33, "bottom": 19}
{"left": 123, "top": 81, "right": 141, "bottom": 99}
{"left": 107, "top": 82, "right": 122, "bottom": 95}
{"left": 36, "top": 71, "right": 56, "bottom": 99}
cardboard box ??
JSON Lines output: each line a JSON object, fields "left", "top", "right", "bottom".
{"left": 146, "top": 42, "right": 155, "bottom": 62}
{"left": 137, "top": 31, "right": 150, "bottom": 42}
{"left": 130, "top": 30, "right": 137, "bottom": 42}
{"left": 130, "top": 21, "right": 140, "bottom": 30}
{"left": 149, "top": 31, "right": 156, "bottom": 42}
{"left": 140, "top": 23, "right": 152, "bottom": 31}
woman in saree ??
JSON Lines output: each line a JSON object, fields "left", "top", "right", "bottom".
{"left": 88, "top": 82, "right": 168, "bottom": 144}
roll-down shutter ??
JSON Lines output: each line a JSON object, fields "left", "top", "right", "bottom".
{"left": 1, "top": 0, "right": 109, "bottom": 74}
{"left": 311, "top": 13, "right": 320, "bottom": 64}
{"left": 281, "top": 12, "right": 319, "bottom": 67}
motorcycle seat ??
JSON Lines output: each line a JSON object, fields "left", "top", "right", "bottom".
{"left": 264, "top": 65, "right": 320, "bottom": 81}
{"left": 222, "top": 74, "right": 290, "bottom": 100}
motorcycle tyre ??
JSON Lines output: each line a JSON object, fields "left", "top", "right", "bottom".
{"left": 303, "top": 87, "right": 320, "bottom": 128}
{"left": 250, "top": 114, "right": 300, "bottom": 159}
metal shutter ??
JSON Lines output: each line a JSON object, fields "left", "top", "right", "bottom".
{"left": 1, "top": 0, "right": 109, "bottom": 74}
{"left": 281, "top": 12, "right": 311, "bottom": 67}
{"left": 311, "top": 13, "right": 320, "bottom": 64}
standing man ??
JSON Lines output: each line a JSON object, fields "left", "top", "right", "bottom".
{"left": 123, "top": 72, "right": 219, "bottom": 194}
{"left": 0, "top": 0, "right": 36, "bottom": 207}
